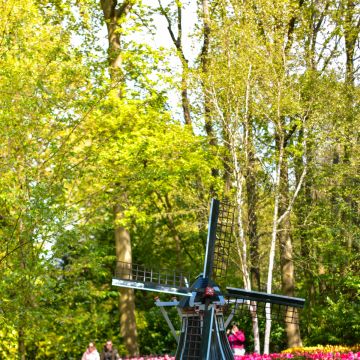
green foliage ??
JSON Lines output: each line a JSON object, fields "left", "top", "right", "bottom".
{"left": 1, "top": 0, "right": 360, "bottom": 357}
{"left": 136, "top": 301, "right": 180, "bottom": 356}
{"left": 303, "top": 266, "right": 360, "bottom": 346}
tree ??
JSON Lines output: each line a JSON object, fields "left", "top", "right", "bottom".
{"left": 157, "top": 0, "right": 193, "bottom": 127}
{"left": 98, "top": 0, "right": 139, "bottom": 355}
{"left": 0, "top": 0, "right": 97, "bottom": 357}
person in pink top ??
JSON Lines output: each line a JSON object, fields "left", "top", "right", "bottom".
{"left": 227, "top": 323, "right": 246, "bottom": 358}
{"left": 82, "top": 342, "right": 100, "bottom": 360}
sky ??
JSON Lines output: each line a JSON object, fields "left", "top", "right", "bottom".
{"left": 146, "top": 0, "right": 200, "bottom": 122}
{"left": 94, "top": 0, "right": 200, "bottom": 123}
{"left": 126, "top": 0, "right": 199, "bottom": 58}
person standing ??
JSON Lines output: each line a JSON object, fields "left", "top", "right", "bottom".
{"left": 82, "top": 342, "right": 100, "bottom": 360}
{"left": 227, "top": 324, "right": 245, "bottom": 358}
{"left": 100, "top": 340, "right": 120, "bottom": 360}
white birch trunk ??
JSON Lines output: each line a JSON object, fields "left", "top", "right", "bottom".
{"left": 209, "top": 70, "right": 261, "bottom": 352}
{"left": 243, "top": 65, "right": 261, "bottom": 354}
{"left": 232, "top": 118, "right": 261, "bottom": 354}
{"left": 263, "top": 137, "right": 284, "bottom": 354}
{"left": 264, "top": 109, "right": 307, "bottom": 353}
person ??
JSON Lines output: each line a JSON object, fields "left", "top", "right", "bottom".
{"left": 100, "top": 340, "right": 120, "bottom": 360}
{"left": 82, "top": 342, "right": 100, "bottom": 360}
{"left": 227, "top": 323, "right": 245, "bottom": 358}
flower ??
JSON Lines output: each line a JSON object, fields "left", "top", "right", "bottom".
{"left": 118, "top": 348, "right": 360, "bottom": 360}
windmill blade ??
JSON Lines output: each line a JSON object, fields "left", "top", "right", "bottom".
{"left": 211, "top": 200, "right": 236, "bottom": 283}
{"left": 112, "top": 278, "right": 191, "bottom": 296}
{"left": 214, "top": 312, "right": 234, "bottom": 359}
{"left": 203, "top": 199, "right": 220, "bottom": 280}
{"left": 203, "top": 198, "right": 236, "bottom": 283}
{"left": 226, "top": 287, "right": 305, "bottom": 308}
{"left": 225, "top": 287, "right": 305, "bottom": 324}
{"left": 200, "top": 306, "right": 215, "bottom": 360}
{"left": 112, "top": 261, "right": 192, "bottom": 297}
{"left": 176, "top": 315, "right": 202, "bottom": 360}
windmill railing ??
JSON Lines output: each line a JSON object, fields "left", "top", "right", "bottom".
{"left": 114, "top": 261, "right": 191, "bottom": 289}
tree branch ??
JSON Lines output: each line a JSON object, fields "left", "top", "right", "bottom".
{"left": 277, "top": 164, "right": 307, "bottom": 225}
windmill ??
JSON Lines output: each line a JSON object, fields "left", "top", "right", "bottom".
{"left": 112, "top": 199, "right": 305, "bottom": 359}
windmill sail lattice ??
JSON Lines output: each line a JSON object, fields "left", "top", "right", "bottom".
{"left": 112, "top": 198, "right": 305, "bottom": 359}
{"left": 211, "top": 201, "right": 236, "bottom": 282}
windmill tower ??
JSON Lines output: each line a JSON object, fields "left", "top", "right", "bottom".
{"left": 112, "top": 199, "right": 305, "bottom": 359}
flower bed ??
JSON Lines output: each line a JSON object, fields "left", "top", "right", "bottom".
{"left": 239, "top": 352, "right": 359, "bottom": 360}
{"left": 119, "top": 346, "right": 360, "bottom": 360}
{"left": 280, "top": 345, "right": 360, "bottom": 360}
{"left": 120, "top": 356, "right": 175, "bottom": 360}
{"left": 282, "top": 345, "right": 360, "bottom": 354}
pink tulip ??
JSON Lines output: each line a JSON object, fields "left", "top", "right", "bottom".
{"left": 119, "top": 351, "right": 359, "bottom": 360}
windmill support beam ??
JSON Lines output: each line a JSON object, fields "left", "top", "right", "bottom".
{"left": 154, "top": 300, "right": 180, "bottom": 307}
{"left": 224, "top": 299, "right": 243, "bottom": 328}
{"left": 155, "top": 299, "right": 179, "bottom": 343}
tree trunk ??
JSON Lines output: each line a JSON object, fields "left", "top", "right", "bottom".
{"left": 264, "top": 124, "right": 306, "bottom": 353}
{"left": 344, "top": 0, "right": 357, "bottom": 88}
{"left": 278, "top": 152, "right": 302, "bottom": 348}
{"left": 223, "top": 88, "right": 261, "bottom": 353}
{"left": 115, "top": 204, "right": 139, "bottom": 356}
{"left": 158, "top": 0, "right": 192, "bottom": 126}
{"left": 264, "top": 134, "right": 283, "bottom": 354}
{"left": 99, "top": 0, "right": 139, "bottom": 353}
{"left": 295, "top": 129, "right": 315, "bottom": 335}
{"left": 201, "top": 0, "right": 211, "bottom": 139}
{"left": 18, "top": 328, "right": 26, "bottom": 360}
{"left": 181, "top": 66, "right": 192, "bottom": 126}
{"left": 232, "top": 129, "right": 261, "bottom": 355}
{"left": 243, "top": 67, "right": 261, "bottom": 352}
{"left": 100, "top": 0, "right": 133, "bottom": 72}
{"left": 245, "top": 121, "right": 260, "bottom": 291}
{"left": 18, "top": 215, "right": 27, "bottom": 360}
{"left": 343, "top": 0, "right": 359, "bottom": 250}
{"left": 201, "top": 0, "right": 219, "bottom": 182}
{"left": 209, "top": 62, "right": 261, "bottom": 351}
